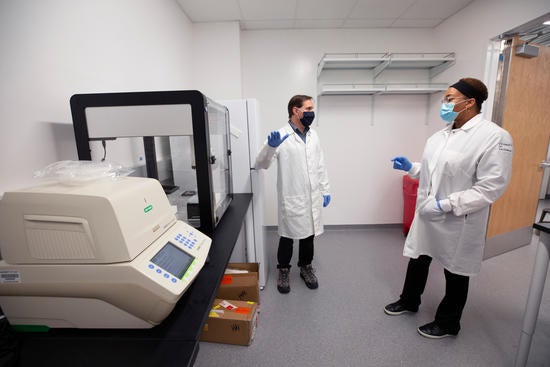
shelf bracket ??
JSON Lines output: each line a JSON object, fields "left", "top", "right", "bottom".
{"left": 373, "top": 58, "right": 391, "bottom": 79}
{"left": 317, "top": 59, "right": 326, "bottom": 78}
{"left": 429, "top": 59, "right": 455, "bottom": 79}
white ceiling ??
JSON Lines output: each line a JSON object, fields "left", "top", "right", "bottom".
{"left": 176, "top": 0, "right": 475, "bottom": 30}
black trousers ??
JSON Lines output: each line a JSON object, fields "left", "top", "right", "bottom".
{"left": 277, "top": 235, "right": 314, "bottom": 269}
{"left": 399, "top": 255, "right": 469, "bottom": 332}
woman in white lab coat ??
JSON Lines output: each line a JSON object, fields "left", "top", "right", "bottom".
{"left": 384, "top": 78, "right": 513, "bottom": 338}
{"left": 255, "top": 95, "right": 330, "bottom": 294}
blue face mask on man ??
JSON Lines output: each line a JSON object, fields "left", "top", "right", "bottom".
{"left": 300, "top": 111, "right": 315, "bottom": 126}
{"left": 439, "top": 100, "right": 468, "bottom": 123}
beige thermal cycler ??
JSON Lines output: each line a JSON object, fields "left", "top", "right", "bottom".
{"left": 0, "top": 176, "right": 211, "bottom": 328}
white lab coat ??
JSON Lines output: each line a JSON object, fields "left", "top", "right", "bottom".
{"left": 405, "top": 114, "right": 513, "bottom": 276}
{"left": 255, "top": 123, "right": 330, "bottom": 239}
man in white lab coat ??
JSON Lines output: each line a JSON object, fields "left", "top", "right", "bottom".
{"left": 255, "top": 95, "right": 331, "bottom": 294}
{"left": 385, "top": 78, "right": 513, "bottom": 338}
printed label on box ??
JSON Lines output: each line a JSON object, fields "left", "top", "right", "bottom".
{"left": 221, "top": 275, "right": 233, "bottom": 285}
{"left": 219, "top": 300, "right": 238, "bottom": 311}
{"left": 235, "top": 307, "right": 250, "bottom": 315}
{"left": 209, "top": 309, "right": 224, "bottom": 318}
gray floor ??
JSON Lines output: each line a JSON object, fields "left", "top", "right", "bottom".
{"left": 195, "top": 221, "right": 550, "bottom": 366}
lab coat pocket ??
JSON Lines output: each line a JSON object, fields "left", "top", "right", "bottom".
{"left": 417, "top": 196, "right": 431, "bottom": 212}
{"left": 282, "top": 195, "right": 308, "bottom": 218}
{"left": 418, "top": 196, "right": 446, "bottom": 222}
{"left": 417, "top": 197, "right": 438, "bottom": 216}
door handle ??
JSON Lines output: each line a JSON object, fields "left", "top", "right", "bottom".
{"left": 541, "top": 161, "right": 550, "bottom": 168}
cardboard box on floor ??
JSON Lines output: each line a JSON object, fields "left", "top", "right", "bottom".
{"left": 200, "top": 299, "right": 259, "bottom": 346}
{"left": 216, "top": 263, "right": 260, "bottom": 304}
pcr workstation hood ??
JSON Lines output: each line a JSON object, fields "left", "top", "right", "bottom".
{"left": 70, "top": 90, "right": 233, "bottom": 236}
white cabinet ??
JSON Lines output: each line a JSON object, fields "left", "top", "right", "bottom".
{"left": 317, "top": 52, "right": 455, "bottom": 96}
{"left": 219, "top": 99, "right": 268, "bottom": 289}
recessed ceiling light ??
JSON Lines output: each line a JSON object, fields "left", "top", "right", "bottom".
{"left": 544, "top": 20, "right": 550, "bottom": 25}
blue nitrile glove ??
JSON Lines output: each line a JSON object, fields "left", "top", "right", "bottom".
{"left": 391, "top": 156, "right": 412, "bottom": 172}
{"left": 267, "top": 131, "right": 289, "bottom": 148}
{"left": 323, "top": 194, "right": 331, "bottom": 207}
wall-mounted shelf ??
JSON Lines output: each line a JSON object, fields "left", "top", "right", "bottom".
{"left": 317, "top": 52, "right": 456, "bottom": 79}
{"left": 315, "top": 52, "right": 455, "bottom": 124}
{"left": 319, "top": 82, "right": 449, "bottom": 96}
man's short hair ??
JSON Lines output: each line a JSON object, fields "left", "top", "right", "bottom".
{"left": 288, "top": 95, "right": 312, "bottom": 118}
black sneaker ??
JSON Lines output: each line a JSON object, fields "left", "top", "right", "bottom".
{"left": 277, "top": 268, "right": 290, "bottom": 294}
{"left": 417, "top": 321, "right": 458, "bottom": 339}
{"left": 299, "top": 264, "right": 318, "bottom": 289}
{"left": 383, "top": 301, "right": 418, "bottom": 316}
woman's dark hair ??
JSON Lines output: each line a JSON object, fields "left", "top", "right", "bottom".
{"left": 455, "top": 78, "right": 488, "bottom": 112}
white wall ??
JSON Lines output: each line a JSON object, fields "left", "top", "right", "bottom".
{"left": 241, "top": 28, "right": 443, "bottom": 225}
{"left": 1, "top": 0, "right": 548, "bottom": 226}
{"left": 433, "top": 0, "right": 550, "bottom": 81}
{"left": 0, "top": 0, "right": 194, "bottom": 193}
{"left": 192, "top": 22, "right": 242, "bottom": 100}
{"left": 241, "top": 0, "right": 550, "bottom": 226}
{"left": 431, "top": 0, "right": 550, "bottom": 139}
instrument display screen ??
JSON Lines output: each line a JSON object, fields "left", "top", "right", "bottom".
{"left": 150, "top": 242, "right": 195, "bottom": 279}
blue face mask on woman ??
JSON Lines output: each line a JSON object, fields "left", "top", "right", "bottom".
{"left": 300, "top": 111, "right": 315, "bottom": 126}
{"left": 439, "top": 100, "right": 468, "bottom": 123}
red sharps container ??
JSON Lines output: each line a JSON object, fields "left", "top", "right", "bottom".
{"left": 402, "top": 175, "right": 419, "bottom": 236}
